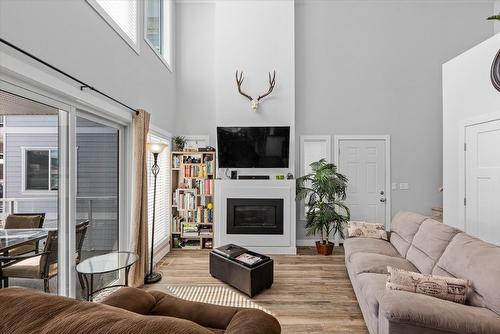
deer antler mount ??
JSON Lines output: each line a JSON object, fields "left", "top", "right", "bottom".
{"left": 235, "top": 70, "right": 276, "bottom": 112}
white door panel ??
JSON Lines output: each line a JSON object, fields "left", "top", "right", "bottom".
{"left": 338, "top": 139, "right": 387, "bottom": 225}
{"left": 465, "top": 120, "right": 500, "bottom": 245}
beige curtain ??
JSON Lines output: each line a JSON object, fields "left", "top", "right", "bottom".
{"left": 128, "top": 109, "right": 150, "bottom": 287}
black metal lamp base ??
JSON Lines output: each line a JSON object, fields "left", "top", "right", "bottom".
{"left": 144, "top": 272, "right": 162, "bottom": 284}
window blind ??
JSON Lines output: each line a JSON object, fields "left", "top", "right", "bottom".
{"left": 95, "top": 0, "right": 138, "bottom": 43}
{"left": 147, "top": 134, "right": 170, "bottom": 254}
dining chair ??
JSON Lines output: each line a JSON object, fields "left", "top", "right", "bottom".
{"left": 3, "top": 213, "right": 46, "bottom": 256}
{"left": 0, "top": 220, "right": 90, "bottom": 293}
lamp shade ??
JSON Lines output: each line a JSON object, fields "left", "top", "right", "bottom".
{"left": 147, "top": 142, "right": 168, "bottom": 154}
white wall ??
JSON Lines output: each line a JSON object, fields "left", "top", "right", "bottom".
{"left": 443, "top": 34, "right": 500, "bottom": 229}
{"left": 175, "top": 1, "right": 216, "bottom": 142}
{"left": 295, "top": 1, "right": 494, "bottom": 240}
{"left": 0, "top": 0, "right": 175, "bottom": 132}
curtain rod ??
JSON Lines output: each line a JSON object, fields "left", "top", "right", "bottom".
{"left": 0, "top": 38, "right": 139, "bottom": 115}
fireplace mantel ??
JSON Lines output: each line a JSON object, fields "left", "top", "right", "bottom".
{"left": 214, "top": 179, "right": 297, "bottom": 254}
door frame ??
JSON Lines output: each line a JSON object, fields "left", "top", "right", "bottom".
{"left": 333, "top": 135, "right": 391, "bottom": 229}
{"left": 459, "top": 112, "right": 500, "bottom": 233}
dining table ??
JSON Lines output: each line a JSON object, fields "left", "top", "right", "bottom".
{"left": 0, "top": 228, "right": 54, "bottom": 255}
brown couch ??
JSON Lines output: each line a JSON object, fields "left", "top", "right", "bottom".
{"left": 344, "top": 211, "right": 500, "bottom": 334}
{"left": 0, "top": 287, "right": 281, "bottom": 334}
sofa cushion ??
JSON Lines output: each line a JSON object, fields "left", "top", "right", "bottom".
{"left": 101, "top": 287, "right": 156, "bottom": 314}
{"left": 389, "top": 211, "right": 427, "bottom": 257}
{"left": 347, "top": 221, "right": 388, "bottom": 240}
{"left": 406, "top": 218, "right": 460, "bottom": 274}
{"left": 357, "top": 273, "right": 388, "bottom": 317}
{"left": 343, "top": 237, "right": 399, "bottom": 262}
{"left": 386, "top": 266, "right": 469, "bottom": 304}
{"left": 379, "top": 289, "right": 500, "bottom": 334}
{"left": 432, "top": 233, "right": 500, "bottom": 315}
{"left": 349, "top": 253, "right": 418, "bottom": 275}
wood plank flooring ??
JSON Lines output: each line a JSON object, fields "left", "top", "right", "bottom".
{"left": 147, "top": 247, "right": 368, "bottom": 334}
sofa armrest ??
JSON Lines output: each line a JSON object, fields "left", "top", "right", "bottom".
{"left": 379, "top": 290, "right": 500, "bottom": 334}
{"left": 148, "top": 290, "right": 280, "bottom": 333}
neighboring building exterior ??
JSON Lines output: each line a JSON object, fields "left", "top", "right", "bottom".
{"left": 2, "top": 115, "right": 118, "bottom": 254}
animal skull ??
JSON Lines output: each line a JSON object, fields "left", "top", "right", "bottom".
{"left": 251, "top": 99, "right": 259, "bottom": 112}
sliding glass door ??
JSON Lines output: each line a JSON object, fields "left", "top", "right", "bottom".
{"left": 75, "top": 114, "right": 120, "bottom": 299}
{"left": 0, "top": 86, "right": 129, "bottom": 299}
{"left": 0, "top": 90, "right": 63, "bottom": 294}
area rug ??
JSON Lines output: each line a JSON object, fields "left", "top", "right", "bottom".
{"left": 165, "top": 285, "right": 273, "bottom": 315}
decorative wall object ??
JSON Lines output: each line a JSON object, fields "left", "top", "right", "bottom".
{"left": 235, "top": 70, "right": 276, "bottom": 112}
{"left": 491, "top": 49, "right": 500, "bottom": 92}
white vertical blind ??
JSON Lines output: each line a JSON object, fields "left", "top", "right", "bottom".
{"left": 95, "top": 0, "right": 138, "bottom": 43}
{"left": 147, "top": 134, "right": 170, "bottom": 253}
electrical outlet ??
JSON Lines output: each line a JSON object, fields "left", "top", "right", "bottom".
{"left": 399, "top": 183, "right": 409, "bottom": 190}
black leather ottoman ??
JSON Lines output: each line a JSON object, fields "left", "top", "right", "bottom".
{"left": 209, "top": 250, "right": 273, "bottom": 297}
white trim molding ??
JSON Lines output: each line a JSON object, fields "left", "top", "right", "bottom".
{"left": 298, "top": 135, "right": 332, "bottom": 219}
{"left": 21, "top": 146, "right": 59, "bottom": 195}
{"left": 144, "top": 0, "right": 175, "bottom": 71}
{"left": 457, "top": 111, "right": 500, "bottom": 231}
{"left": 333, "top": 135, "right": 392, "bottom": 229}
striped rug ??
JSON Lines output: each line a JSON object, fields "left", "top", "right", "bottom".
{"left": 166, "top": 285, "right": 272, "bottom": 315}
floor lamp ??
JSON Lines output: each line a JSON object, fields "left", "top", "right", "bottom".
{"left": 145, "top": 142, "right": 167, "bottom": 284}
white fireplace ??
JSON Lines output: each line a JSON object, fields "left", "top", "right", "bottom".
{"left": 214, "top": 179, "right": 296, "bottom": 254}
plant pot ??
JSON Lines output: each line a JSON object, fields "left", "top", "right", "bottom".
{"left": 315, "top": 241, "right": 334, "bottom": 256}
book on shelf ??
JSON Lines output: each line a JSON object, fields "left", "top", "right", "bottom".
{"left": 193, "top": 206, "right": 213, "bottom": 224}
{"left": 172, "top": 155, "right": 181, "bottom": 168}
{"left": 176, "top": 190, "right": 196, "bottom": 210}
{"left": 199, "top": 227, "right": 212, "bottom": 237}
{"left": 182, "top": 223, "right": 199, "bottom": 237}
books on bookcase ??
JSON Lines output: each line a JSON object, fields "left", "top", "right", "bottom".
{"left": 170, "top": 150, "right": 216, "bottom": 250}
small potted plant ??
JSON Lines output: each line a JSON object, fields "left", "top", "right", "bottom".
{"left": 172, "top": 136, "right": 186, "bottom": 152}
{"left": 296, "top": 159, "right": 350, "bottom": 255}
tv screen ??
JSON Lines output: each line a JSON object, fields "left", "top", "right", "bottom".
{"left": 217, "top": 126, "right": 290, "bottom": 168}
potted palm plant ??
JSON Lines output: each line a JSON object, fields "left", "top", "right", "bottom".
{"left": 172, "top": 136, "right": 186, "bottom": 152}
{"left": 296, "top": 159, "right": 350, "bottom": 255}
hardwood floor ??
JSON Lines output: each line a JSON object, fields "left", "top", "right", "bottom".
{"left": 148, "top": 247, "right": 368, "bottom": 334}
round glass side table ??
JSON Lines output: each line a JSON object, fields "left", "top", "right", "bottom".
{"left": 76, "top": 251, "right": 138, "bottom": 301}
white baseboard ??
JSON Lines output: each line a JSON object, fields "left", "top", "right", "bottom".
{"left": 296, "top": 239, "right": 317, "bottom": 247}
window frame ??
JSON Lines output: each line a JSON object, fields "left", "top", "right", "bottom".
{"left": 144, "top": 0, "right": 174, "bottom": 71}
{"left": 21, "top": 146, "right": 59, "bottom": 194}
{"left": 87, "top": 0, "right": 141, "bottom": 55}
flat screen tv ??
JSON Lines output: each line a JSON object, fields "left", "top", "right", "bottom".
{"left": 217, "top": 126, "right": 290, "bottom": 168}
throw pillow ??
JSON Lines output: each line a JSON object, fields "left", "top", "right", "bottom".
{"left": 346, "top": 221, "right": 388, "bottom": 240}
{"left": 386, "top": 266, "right": 469, "bottom": 304}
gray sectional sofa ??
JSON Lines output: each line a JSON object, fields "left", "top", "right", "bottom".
{"left": 344, "top": 211, "right": 500, "bottom": 334}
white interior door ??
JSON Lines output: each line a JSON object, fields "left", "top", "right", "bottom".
{"left": 337, "top": 139, "right": 388, "bottom": 226}
{"left": 465, "top": 119, "right": 500, "bottom": 245}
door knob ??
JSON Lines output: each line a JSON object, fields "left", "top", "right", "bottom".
{"left": 380, "top": 190, "right": 385, "bottom": 195}
{"left": 380, "top": 198, "right": 386, "bottom": 203}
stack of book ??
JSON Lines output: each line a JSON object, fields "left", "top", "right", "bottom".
{"left": 199, "top": 227, "right": 212, "bottom": 237}
{"left": 182, "top": 223, "right": 198, "bottom": 237}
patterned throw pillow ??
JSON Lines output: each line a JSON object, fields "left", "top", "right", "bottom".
{"left": 346, "top": 221, "right": 388, "bottom": 240}
{"left": 386, "top": 266, "right": 469, "bottom": 304}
